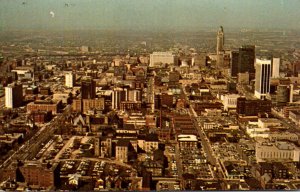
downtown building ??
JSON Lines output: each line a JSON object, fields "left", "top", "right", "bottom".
{"left": 5, "top": 83, "right": 23, "bottom": 108}
{"left": 65, "top": 72, "right": 75, "bottom": 88}
{"left": 255, "top": 58, "right": 271, "bottom": 99}
{"left": 149, "top": 52, "right": 177, "bottom": 67}
{"left": 238, "top": 45, "right": 255, "bottom": 74}
{"left": 81, "top": 77, "right": 96, "bottom": 99}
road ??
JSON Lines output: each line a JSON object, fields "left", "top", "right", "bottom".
{"left": 57, "top": 157, "right": 133, "bottom": 169}
{"left": 174, "top": 142, "right": 183, "bottom": 179}
{"left": 181, "top": 85, "right": 225, "bottom": 180}
{"left": 0, "top": 105, "right": 72, "bottom": 169}
{"left": 271, "top": 109, "right": 300, "bottom": 132}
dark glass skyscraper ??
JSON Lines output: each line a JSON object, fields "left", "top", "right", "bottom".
{"left": 238, "top": 45, "right": 255, "bottom": 74}
{"left": 81, "top": 78, "right": 96, "bottom": 99}
{"left": 230, "top": 50, "right": 239, "bottom": 77}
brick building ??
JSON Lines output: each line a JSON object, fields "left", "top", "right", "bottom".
{"left": 27, "top": 100, "right": 62, "bottom": 115}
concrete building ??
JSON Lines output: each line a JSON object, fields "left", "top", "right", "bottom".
{"left": 82, "top": 98, "right": 105, "bottom": 113}
{"left": 127, "top": 89, "right": 142, "bottom": 102}
{"left": 116, "top": 140, "right": 131, "bottom": 163}
{"left": 149, "top": 52, "right": 177, "bottom": 67}
{"left": 255, "top": 58, "right": 272, "bottom": 99}
{"left": 256, "top": 141, "right": 300, "bottom": 162}
{"left": 276, "top": 85, "right": 290, "bottom": 103}
{"left": 112, "top": 87, "right": 127, "bottom": 110}
{"left": 65, "top": 72, "right": 75, "bottom": 88}
{"left": 177, "top": 134, "right": 198, "bottom": 150}
{"left": 138, "top": 135, "right": 159, "bottom": 153}
{"left": 5, "top": 83, "right": 23, "bottom": 108}
{"left": 257, "top": 118, "right": 282, "bottom": 128}
{"left": 216, "top": 26, "right": 225, "bottom": 68}
{"left": 216, "top": 26, "right": 224, "bottom": 54}
{"left": 223, "top": 94, "right": 240, "bottom": 111}
{"left": 272, "top": 58, "right": 280, "bottom": 78}
{"left": 120, "top": 101, "right": 142, "bottom": 112}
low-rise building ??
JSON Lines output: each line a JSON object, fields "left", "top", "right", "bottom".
{"left": 289, "top": 110, "right": 300, "bottom": 126}
{"left": 223, "top": 94, "right": 240, "bottom": 111}
{"left": 27, "top": 100, "right": 62, "bottom": 115}
{"left": 18, "top": 162, "right": 60, "bottom": 189}
{"left": 256, "top": 141, "right": 300, "bottom": 162}
{"left": 177, "top": 134, "right": 198, "bottom": 150}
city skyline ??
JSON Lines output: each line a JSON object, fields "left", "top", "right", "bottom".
{"left": 1, "top": 0, "right": 300, "bottom": 31}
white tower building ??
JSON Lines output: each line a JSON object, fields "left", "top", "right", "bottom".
{"left": 65, "top": 72, "right": 75, "bottom": 88}
{"left": 5, "top": 83, "right": 23, "bottom": 108}
{"left": 255, "top": 58, "right": 271, "bottom": 99}
{"left": 272, "top": 57, "right": 280, "bottom": 78}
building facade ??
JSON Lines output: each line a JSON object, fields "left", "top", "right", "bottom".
{"left": 238, "top": 45, "right": 255, "bottom": 74}
{"left": 272, "top": 58, "right": 280, "bottom": 78}
{"left": 65, "top": 72, "right": 75, "bottom": 88}
{"left": 81, "top": 78, "right": 96, "bottom": 99}
{"left": 149, "top": 52, "right": 177, "bottom": 67}
{"left": 5, "top": 83, "right": 23, "bottom": 108}
{"left": 255, "top": 58, "right": 271, "bottom": 99}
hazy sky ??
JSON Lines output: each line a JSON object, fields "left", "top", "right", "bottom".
{"left": 0, "top": 0, "right": 300, "bottom": 31}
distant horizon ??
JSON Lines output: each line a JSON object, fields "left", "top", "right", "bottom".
{"left": 0, "top": 27, "right": 299, "bottom": 33}
{"left": 1, "top": 0, "right": 300, "bottom": 32}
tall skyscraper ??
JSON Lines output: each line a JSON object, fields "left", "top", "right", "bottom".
{"left": 271, "top": 57, "right": 280, "bottom": 78}
{"left": 216, "top": 26, "right": 225, "bottom": 68}
{"left": 5, "top": 83, "right": 23, "bottom": 108}
{"left": 230, "top": 50, "right": 239, "bottom": 77}
{"left": 81, "top": 78, "right": 96, "bottom": 99}
{"left": 216, "top": 26, "right": 224, "bottom": 54}
{"left": 65, "top": 72, "right": 75, "bottom": 88}
{"left": 238, "top": 45, "right": 255, "bottom": 74}
{"left": 255, "top": 58, "right": 271, "bottom": 99}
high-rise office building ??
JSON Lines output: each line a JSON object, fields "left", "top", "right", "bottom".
{"left": 230, "top": 51, "right": 239, "bottom": 77}
{"left": 272, "top": 58, "right": 280, "bottom": 78}
{"left": 65, "top": 72, "right": 75, "bottom": 88}
{"left": 255, "top": 58, "right": 272, "bottom": 99}
{"left": 112, "top": 88, "right": 127, "bottom": 110}
{"left": 238, "top": 45, "right": 255, "bottom": 74}
{"left": 149, "top": 52, "right": 177, "bottom": 67}
{"left": 216, "top": 26, "right": 224, "bottom": 54}
{"left": 81, "top": 78, "right": 96, "bottom": 99}
{"left": 5, "top": 83, "right": 23, "bottom": 108}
